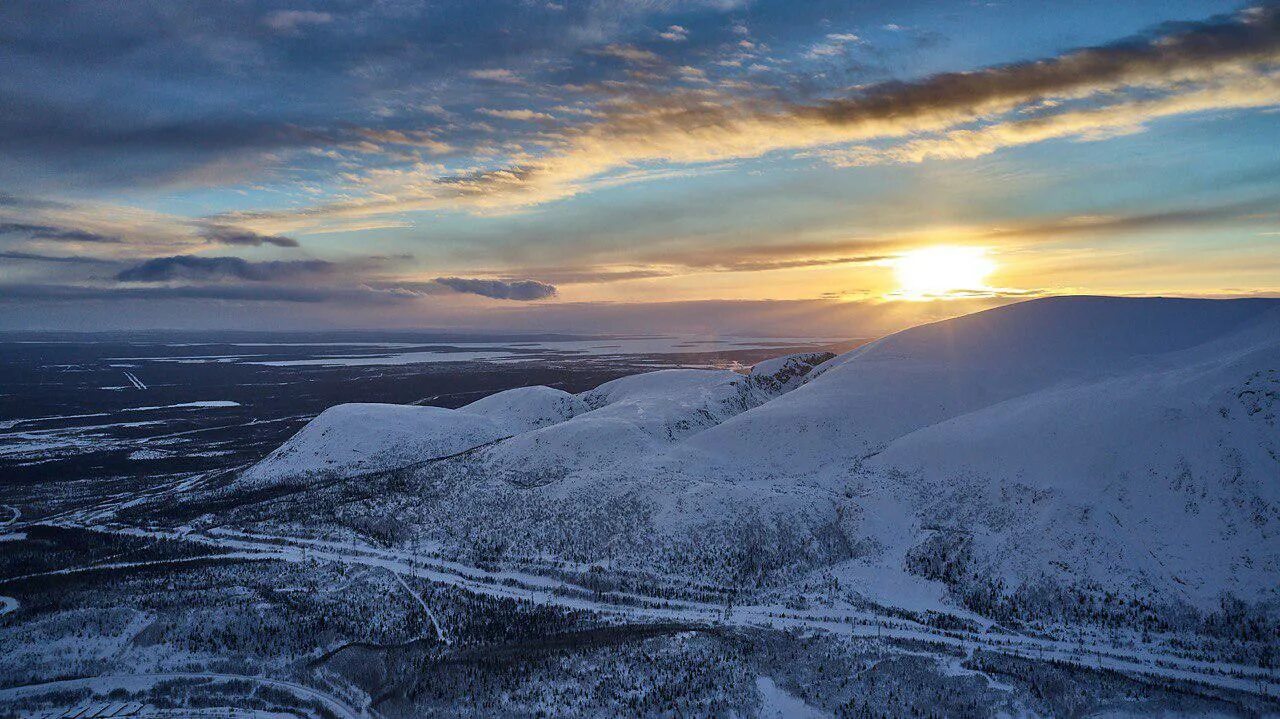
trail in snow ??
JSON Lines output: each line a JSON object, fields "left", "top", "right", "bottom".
{"left": 755, "top": 676, "right": 830, "bottom": 719}
{"left": 25, "top": 519, "right": 1279, "bottom": 701}
{"left": 386, "top": 567, "right": 451, "bottom": 645}
{"left": 140, "top": 414, "right": 313, "bottom": 442}
{"left": 122, "top": 371, "right": 147, "bottom": 390}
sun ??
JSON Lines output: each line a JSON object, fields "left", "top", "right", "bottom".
{"left": 893, "top": 246, "right": 995, "bottom": 299}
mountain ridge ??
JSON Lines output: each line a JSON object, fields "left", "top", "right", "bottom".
{"left": 217, "top": 295, "right": 1280, "bottom": 626}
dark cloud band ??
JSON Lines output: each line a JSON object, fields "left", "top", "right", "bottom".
{"left": 0, "top": 222, "right": 120, "bottom": 244}
{"left": 197, "top": 224, "right": 300, "bottom": 248}
{"left": 433, "top": 277, "right": 558, "bottom": 301}
{"left": 115, "top": 255, "right": 333, "bottom": 282}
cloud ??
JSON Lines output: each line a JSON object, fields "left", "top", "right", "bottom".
{"left": 694, "top": 254, "right": 892, "bottom": 273}
{"left": 102, "top": 256, "right": 559, "bottom": 305}
{"left": 659, "top": 25, "right": 688, "bottom": 42}
{"left": 974, "top": 198, "right": 1280, "bottom": 241}
{"left": 0, "top": 0, "right": 763, "bottom": 193}
{"left": 478, "top": 108, "right": 557, "bottom": 122}
{"left": 471, "top": 196, "right": 1278, "bottom": 288}
{"left": 820, "top": 74, "right": 1280, "bottom": 166}
{"left": 0, "top": 222, "right": 121, "bottom": 243}
{"left": 262, "top": 10, "right": 334, "bottom": 33}
{"left": 115, "top": 255, "right": 334, "bottom": 283}
{"left": 0, "top": 193, "right": 62, "bottom": 209}
{"left": 0, "top": 200, "right": 263, "bottom": 261}
{"left": 0, "top": 251, "right": 115, "bottom": 265}
{"left": 467, "top": 68, "right": 524, "bottom": 84}
{"left": 350, "top": 128, "right": 454, "bottom": 154}
{"left": 0, "top": 89, "right": 328, "bottom": 190}
{"left": 433, "top": 277, "right": 558, "bottom": 300}
{"left": 490, "top": 267, "right": 674, "bottom": 285}
{"left": 0, "top": 285, "right": 1017, "bottom": 335}
{"left": 197, "top": 224, "right": 300, "bottom": 248}
{"left": 806, "top": 33, "right": 861, "bottom": 58}
{"left": 230, "top": 5, "right": 1280, "bottom": 230}
{"left": 443, "top": 297, "right": 1024, "bottom": 338}
{"left": 0, "top": 283, "right": 401, "bottom": 305}
{"left": 477, "top": 254, "right": 892, "bottom": 285}
{"left": 590, "top": 44, "right": 662, "bottom": 64}
{"left": 0, "top": 94, "right": 324, "bottom": 155}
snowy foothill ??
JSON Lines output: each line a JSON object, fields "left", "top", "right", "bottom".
{"left": 237, "top": 403, "right": 514, "bottom": 486}
{"left": 237, "top": 353, "right": 831, "bottom": 487}
{"left": 458, "top": 385, "right": 588, "bottom": 432}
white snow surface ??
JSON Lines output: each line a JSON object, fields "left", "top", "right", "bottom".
{"left": 238, "top": 403, "right": 511, "bottom": 485}
{"left": 475, "top": 416, "right": 663, "bottom": 487}
{"left": 459, "top": 385, "right": 588, "bottom": 432}
{"left": 755, "top": 676, "right": 831, "bottom": 719}
{"left": 236, "top": 297, "right": 1280, "bottom": 610}
{"left": 579, "top": 368, "right": 777, "bottom": 441}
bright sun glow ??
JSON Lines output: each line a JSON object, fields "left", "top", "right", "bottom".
{"left": 893, "top": 246, "right": 996, "bottom": 299}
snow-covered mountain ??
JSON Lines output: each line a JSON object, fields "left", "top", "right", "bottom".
{"left": 239, "top": 355, "right": 833, "bottom": 488}
{"left": 238, "top": 403, "right": 512, "bottom": 484}
{"left": 225, "top": 297, "right": 1280, "bottom": 622}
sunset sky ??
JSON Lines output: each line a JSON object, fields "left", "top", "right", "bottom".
{"left": 2, "top": 0, "right": 1278, "bottom": 334}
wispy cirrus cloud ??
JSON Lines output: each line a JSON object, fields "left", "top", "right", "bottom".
{"left": 225, "top": 5, "right": 1280, "bottom": 232}
{"left": 0, "top": 222, "right": 121, "bottom": 244}
{"left": 196, "top": 224, "right": 300, "bottom": 248}
{"left": 3, "top": 2, "right": 1279, "bottom": 329}
{"left": 0, "top": 193, "right": 310, "bottom": 261}
{"left": 467, "top": 68, "right": 525, "bottom": 84}
{"left": 477, "top": 108, "right": 557, "bottom": 122}
{"left": 467, "top": 196, "right": 1279, "bottom": 288}
{"left": 262, "top": 10, "right": 333, "bottom": 33}
{"left": 972, "top": 197, "right": 1280, "bottom": 241}
{"left": 0, "top": 283, "right": 405, "bottom": 305}
{"left": 590, "top": 43, "right": 663, "bottom": 64}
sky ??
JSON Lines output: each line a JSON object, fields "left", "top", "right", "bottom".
{"left": 1, "top": 0, "right": 1278, "bottom": 335}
